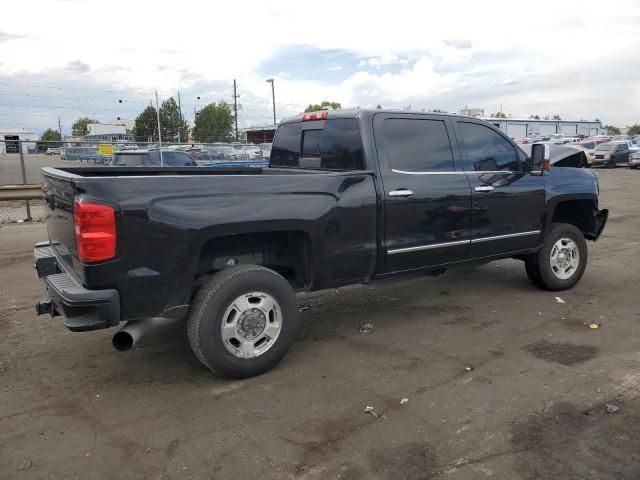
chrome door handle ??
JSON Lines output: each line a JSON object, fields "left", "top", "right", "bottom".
{"left": 389, "top": 189, "right": 414, "bottom": 197}
{"left": 474, "top": 186, "right": 494, "bottom": 192}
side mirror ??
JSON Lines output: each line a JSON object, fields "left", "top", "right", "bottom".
{"left": 528, "top": 143, "right": 550, "bottom": 175}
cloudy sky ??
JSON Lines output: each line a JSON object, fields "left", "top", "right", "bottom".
{"left": 1, "top": 0, "right": 639, "bottom": 135}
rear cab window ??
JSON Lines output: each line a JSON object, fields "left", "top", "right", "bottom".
{"left": 270, "top": 117, "right": 365, "bottom": 170}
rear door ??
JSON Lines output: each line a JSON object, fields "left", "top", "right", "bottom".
{"left": 374, "top": 113, "right": 472, "bottom": 272}
{"left": 453, "top": 120, "right": 545, "bottom": 258}
{"left": 615, "top": 143, "right": 630, "bottom": 164}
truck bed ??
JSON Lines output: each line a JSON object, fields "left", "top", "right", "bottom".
{"left": 44, "top": 166, "right": 329, "bottom": 177}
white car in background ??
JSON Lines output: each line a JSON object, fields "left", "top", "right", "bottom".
{"left": 629, "top": 151, "right": 640, "bottom": 169}
{"left": 566, "top": 139, "right": 609, "bottom": 165}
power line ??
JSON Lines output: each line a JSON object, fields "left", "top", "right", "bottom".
{"left": 0, "top": 81, "right": 155, "bottom": 95}
{"left": 0, "top": 92, "right": 153, "bottom": 104}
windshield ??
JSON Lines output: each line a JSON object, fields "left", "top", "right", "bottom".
{"left": 111, "top": 153, "right": 149, "bottom": 166}
{"left": 595, "top": 143, "right": 614, "bottom": 151}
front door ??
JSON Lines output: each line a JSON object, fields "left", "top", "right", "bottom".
{"left": 374, "top": 113, "right": 472, "bottom": 272}
{"left": 453, "top": 120, "right": 546, "bottom": 258}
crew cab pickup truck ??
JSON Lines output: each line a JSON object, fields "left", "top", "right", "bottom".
{"left": 34, "top": 110, "right": 608, "bottom": 378}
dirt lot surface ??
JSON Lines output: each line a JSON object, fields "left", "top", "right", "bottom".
{"left": 1, "top": 170, "right": 639, "bottom": 479}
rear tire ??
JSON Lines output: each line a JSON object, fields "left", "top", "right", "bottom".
{"left": 606, "top": 159, "right": 616, "bottom": 168}
{"left": 524, "top": 223, "right": 588, "bottom": 291}
{"left": 187, "top": 265, "right": 299, "bottom": 378}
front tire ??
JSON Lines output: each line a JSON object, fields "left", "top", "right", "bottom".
{"left": 187, "top": 265, "right": 299, "bottom": 378}
{"left": 524, "top": 223, "right": 588, "bottom": 291}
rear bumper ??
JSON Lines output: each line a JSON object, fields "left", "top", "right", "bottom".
{"left": 34, "top": 242, "right": 120, "bottom": 331}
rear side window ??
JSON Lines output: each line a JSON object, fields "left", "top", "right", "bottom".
{"left": 383, "top": 118, "right": 454, "bottom": 172}
{"left": 270, "top": 119, "right": 364, "bottom": 170}
{"left": 458, "top": 122, "right": 519, "bottom": 172}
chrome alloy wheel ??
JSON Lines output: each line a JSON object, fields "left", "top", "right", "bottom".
{"left": 221, "top": 292, "right": 282, "bottom": 359}
{"left": 549, "top": 238, "right": 580, "bottom": 280}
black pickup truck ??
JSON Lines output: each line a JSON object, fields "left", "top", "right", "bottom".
{"left": 34, "top": 109, "right": 608, "bottom": 378}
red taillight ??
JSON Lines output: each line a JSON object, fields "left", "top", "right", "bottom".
{"left": 302, "top": 110, "right": 328, "bottom": 121}
{"left": 74, "top": 201, "right": 116, "bottom": 263}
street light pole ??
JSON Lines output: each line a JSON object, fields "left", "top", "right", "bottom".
{"left": 266, "top": 78, "right": 276, "bottom": 124}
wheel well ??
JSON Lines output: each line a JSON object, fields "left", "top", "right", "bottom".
{"left": 194, "top": 231, "right": 311, "bottom": 290}
{"left": 550, "top": 200, "right": 597, "bottom": 238}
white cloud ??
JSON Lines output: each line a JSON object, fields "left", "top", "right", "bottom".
{"left": 358, "top": 54, "right": 408, "bottom": 69}
{"left": 0, "top": 0, "right": 639, "bottom": 130}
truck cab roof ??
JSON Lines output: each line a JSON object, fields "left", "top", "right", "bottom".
{"left": 280, "top": 109, "right": 474, "bottom": 124}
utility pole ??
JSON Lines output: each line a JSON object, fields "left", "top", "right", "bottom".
{"left": 155, "top": 91, "right": 163, "bottom": 165}
{"left": 177, "top": 90, "right": 183, "bottom": 144}
{"left": 266, "top": 78, "right": 276, "bottom": 124}
{"left": 233, "top": 79, "right": 239, "bottom": 141}
{"left": 58, "top": 117, "right": 62, "bottom": 140}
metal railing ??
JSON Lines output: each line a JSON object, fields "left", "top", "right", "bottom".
{"left": 0, "top": 140, "right": 272, "bottom": 223}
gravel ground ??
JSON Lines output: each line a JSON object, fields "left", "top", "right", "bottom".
{"left": 0, "top": 169, "right": 639, "bottom": 479}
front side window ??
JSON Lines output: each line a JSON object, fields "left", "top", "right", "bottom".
{"left": 458, "top": 122, "right": 520, "bottom": 172}
{"left": 383, "top": 118, "right": 454, "bottom": 172}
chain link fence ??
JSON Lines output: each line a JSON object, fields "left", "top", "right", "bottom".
{"left": 0, "top": 140, "right": 273, "bottom": 224}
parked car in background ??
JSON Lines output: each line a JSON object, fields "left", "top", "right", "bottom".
{"left": 629, "top": 151, "right": 640, "bottom": 169}
{"left": 259, "top": 142, "right": 272, "bottom": 159}
{"left": 567, "top": 139, "right": 609, "bottom": 165}
{"left": 592, "top": 141, "right": 631, "bottom": 168}
{"left": 109, "top": 149, "right": 197, "bottom": 167}
{"left": 46, "top": 147, "right": 62, "bottom": 155}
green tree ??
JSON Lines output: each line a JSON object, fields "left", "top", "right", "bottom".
{"left": 304, "top": 101, "right": 342, "bottom": 113}
{"left": 552, "top": 114, "right": 561, "bottom": 120}
{"left": 37, "top": 128, "right": 62, "bottom": 151}
{"left": 627, "top": 124, "right": 640, "bottom": 135}
{"left": 529, "top": 114, "right": 540, "bottom": 119}
{"left": 603, "top": 125, "right": 621, "bottom": 135}
{"left": 133, "top": 106, "right": 159, "bottom": 142}
{"left": 192, "top": 102, "right": 234, "bottom": 142}
{"left": 72, "top": 117, "right": 99, "bottom": 136}
{"left": 490, "top": 112, "right": 508, "bottom": 118}
{"left": 40, "top": 128, "right": 61, "bottom": 142}
{"left": 160, "top": 97, "right": 189, "bottom": 143}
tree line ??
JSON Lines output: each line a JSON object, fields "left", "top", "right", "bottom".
{"left": 127, "top": 98, "right": 235, "bottom": 143}
{"left": 39, "top": 98, "right": 236, "bottom": 144}
{"left": 39, "top": 100, "right": 640, "bottom": 142}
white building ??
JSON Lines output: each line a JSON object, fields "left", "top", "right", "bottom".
{"left": 107, "top": 119, "right": 135, "bottom": 131}
{"left": 0, "top": 128, "right": 38, "bottom": 154}
{"left": 482, "top": 118, "right": 604, "bottom": 139}
{"left": 85, "top": 123, "right": 134, "bottom": 142}
{"left": 458, "top": 107, "right": 485, "bottom": 117}
{"left": 87, "top": 123, "right": 126, "bottom": 136}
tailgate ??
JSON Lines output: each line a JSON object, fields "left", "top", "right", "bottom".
{"left": 43, "top": 171, "right": 78, "bottom": 274}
